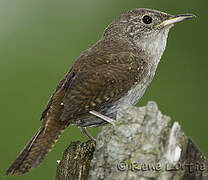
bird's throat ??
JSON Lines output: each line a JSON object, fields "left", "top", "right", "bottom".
{"left": 134, "top": 28, "right": 170, "bottom": 67}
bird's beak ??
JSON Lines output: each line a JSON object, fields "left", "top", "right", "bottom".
{"left": 159, "top": 14, "right": 196, "bottom": 27}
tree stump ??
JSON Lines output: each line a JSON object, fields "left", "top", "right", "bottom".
{"left": 56, "top": 101, "right": 208, "bottom": 180}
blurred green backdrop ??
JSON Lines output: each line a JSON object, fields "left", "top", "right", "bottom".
{"left": 0, "top": 0, "right": 207, "bottom": 179}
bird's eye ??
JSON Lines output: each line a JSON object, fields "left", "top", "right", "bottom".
{"left": 142, "top": 15, "right": 153, "bottom": 24}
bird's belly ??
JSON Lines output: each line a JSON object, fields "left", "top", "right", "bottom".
{"left": 122, "top": 83, "right": 147, "bottom": 105}
{"left": 106, "top": 65, "right": 156, "bottom": 115}
{"left": 106, "top": 82, "right": 149, "bottom": 115}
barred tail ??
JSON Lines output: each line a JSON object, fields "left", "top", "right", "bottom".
{"left": 6, "top": 124, "right": 64, "bottom": 175}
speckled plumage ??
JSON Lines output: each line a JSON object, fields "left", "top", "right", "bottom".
{"left": 6, "top": 8, "right": 195, "bottom": 175}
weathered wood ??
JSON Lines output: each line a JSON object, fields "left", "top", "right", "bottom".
{"left": 55, "top": 140, "right": 95, "bottom": 180}
{"left": 56, "top": 102, "right": 208, "bottom": 180}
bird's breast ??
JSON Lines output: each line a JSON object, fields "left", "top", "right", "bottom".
{"left": 106, "top": 68, "right": 155, "bottom": 116}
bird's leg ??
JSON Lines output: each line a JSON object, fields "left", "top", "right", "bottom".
{"left": 79, "top": 127, "right": 96, "bottom": 141}
{"left": 89, "top": 110, "right": 116, "bottom": 127}
{"left": 79, "top": 111, "right": 116, "bottom": 141}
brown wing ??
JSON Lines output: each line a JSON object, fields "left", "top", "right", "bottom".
{"left": 60, "top": 52, "right": 148, "bottom": 123}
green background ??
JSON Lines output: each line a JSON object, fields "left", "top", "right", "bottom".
{"left": 0, "top": 0, "right": 207, "bottom": 179}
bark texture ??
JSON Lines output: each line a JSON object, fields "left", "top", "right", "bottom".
{"left": 56, "top": 101, "right": 208, "bottom": 180}
{"left": 55, "top": 140, "right": 95, "bottom": 180}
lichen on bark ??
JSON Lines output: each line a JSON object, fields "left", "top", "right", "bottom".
{"left": 56, "top": 101, "right": 208, "bottom": 180}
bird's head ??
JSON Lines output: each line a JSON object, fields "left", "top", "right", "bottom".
{"left": 104, "top": 8, "right": 195, "bottom": 39}
{"left": 103, "top": 8, "right": 195, "bottom": 63}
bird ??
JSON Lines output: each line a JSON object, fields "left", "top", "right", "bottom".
{"left": 5, "top": 8, "right": 195, "bottom": 175}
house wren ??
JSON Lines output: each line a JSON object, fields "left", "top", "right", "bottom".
{"left": 6, "top": 8, "right": 195, "bottom": 175}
